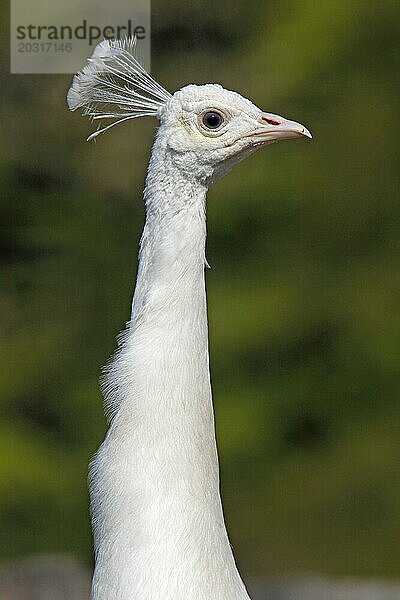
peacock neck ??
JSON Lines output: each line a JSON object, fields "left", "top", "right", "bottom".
{"left": 131, "top": 139, "right": 209, "bottom": 332}
{"left": 120, "top": 137, "right": 220, "bottom": 495}
{"left": 90, "top": 134, "right": 250, "bottom": 599}
{"left": 122, "top": 139, "right": 216, "bottom": 486}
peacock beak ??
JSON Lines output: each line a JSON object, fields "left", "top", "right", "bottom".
{"left": 244, "top": 112, "right": 312, "bottom": 145}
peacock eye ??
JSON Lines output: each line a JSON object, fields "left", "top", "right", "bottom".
{"left": 201, "top": 111, "right": 224, "bottom": 130}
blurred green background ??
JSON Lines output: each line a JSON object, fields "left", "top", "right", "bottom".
{"left": 1, "top": 0, "right": 400, "bottom": 582}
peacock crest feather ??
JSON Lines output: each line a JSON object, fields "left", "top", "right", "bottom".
{"left": 67, "top": 37, "right": 171, "bottom": 140}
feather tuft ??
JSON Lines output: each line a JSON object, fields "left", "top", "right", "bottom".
{"left": 67, "top": 37, "right": 171, "bottom": 140}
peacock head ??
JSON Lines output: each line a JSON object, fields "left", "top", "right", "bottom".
{"left": 67, "top": 38, "right": 311, "bottom": 182}
{"left": 156, "top": 82, "right": 311, "bottom": 181}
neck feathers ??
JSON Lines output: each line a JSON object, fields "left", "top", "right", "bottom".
{"left": 90, "top": 134, "right": 250, "bottom": 600}
{"left": 133, "top": 135, "right": 208, "bottom": 325}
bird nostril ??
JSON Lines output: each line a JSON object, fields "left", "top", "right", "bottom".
{"left": 261, "top": 116, "right": 280, "bottom": 126}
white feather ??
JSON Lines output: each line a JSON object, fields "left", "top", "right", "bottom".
{"left": 67, "top": 37, "right": 171, "bottom": 140}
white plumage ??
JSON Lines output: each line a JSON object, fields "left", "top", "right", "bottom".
{"left": 68, "top": 38, "right": 311, "bottom": 600}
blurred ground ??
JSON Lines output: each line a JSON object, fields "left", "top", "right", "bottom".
{"left": 0, "top": 557, "right": 90, "bottom": 600}
{"left": 1, "top": 0, "right": 400, "bottom": 586}
{"left": 1, "top": 557, "right": 399, "bottom": 600}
